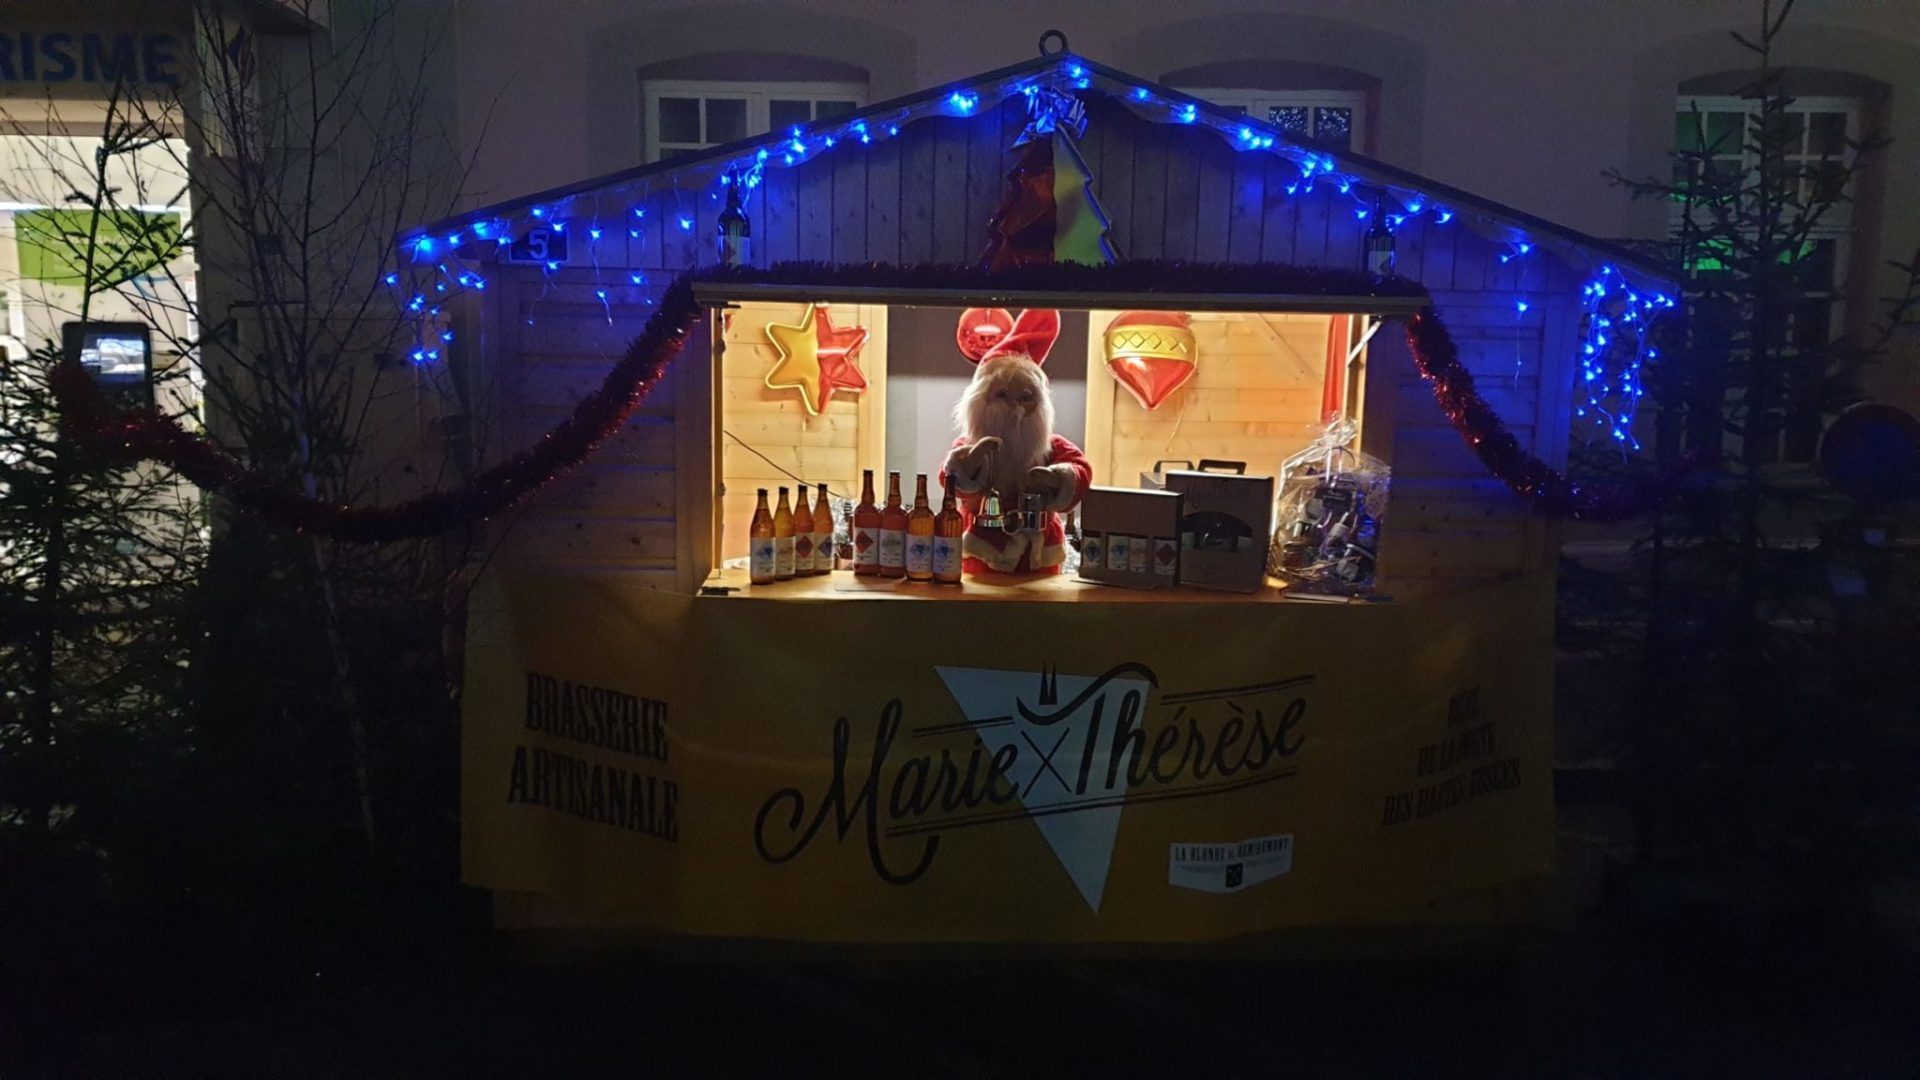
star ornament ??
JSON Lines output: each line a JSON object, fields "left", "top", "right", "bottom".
{"left": 764, "top": 304, "right": 870, "bottom": 415}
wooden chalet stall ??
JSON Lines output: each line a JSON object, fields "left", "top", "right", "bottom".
{"left": 422, "top": 48, "right": 1676, "bottom": 941}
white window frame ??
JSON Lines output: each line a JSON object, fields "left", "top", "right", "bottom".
{"left": 1672, "top": 94, "right": 1863, "bottom": 465}
{"left": 642, "top": 79, "right": 868, "bottom": 162}
{"left": 1175, "top": 88, "right": 1369, "bottom": 153}
{"left": 1671, "top": 94, "right": 1859, "bottom": 238}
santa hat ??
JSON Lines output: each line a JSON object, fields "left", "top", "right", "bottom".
{"left": 956, "top": 308, "right": 1060, "bottom": 366}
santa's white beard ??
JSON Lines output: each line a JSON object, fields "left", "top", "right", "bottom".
{"left": 965, "top": 401, "right": 1052, "bottom": 495}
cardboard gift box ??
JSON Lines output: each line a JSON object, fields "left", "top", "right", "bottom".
{"left": 1139, "top": 458, "right": 1246, "bottom": 491}
{"left": 1138, "top": 459, "right": 1192, "bottom": 491}
{"left": 1166, "top": 465, "right": 1276, "bottom": 593}
{"left": 1078, "top": 486, "right": 1182, "bottom": 589}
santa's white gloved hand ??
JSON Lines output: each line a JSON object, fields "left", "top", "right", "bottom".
{"left": 1024, "top": 464, "right": 1081, "bottom": 511}
{"left": 943, "top": 436, "right": 1000, "bottom": 493}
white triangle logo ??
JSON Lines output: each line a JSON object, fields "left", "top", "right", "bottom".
{"left": 934, "top": 665, "right": 1154, "bottom": 911}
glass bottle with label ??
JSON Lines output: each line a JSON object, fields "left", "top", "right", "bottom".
{"left": 853, "top": 470, "right": 881, "bottom": 576}
{"left": 879, "top": 471, "right": 909, "bottom": 578}
{"left": 792, "top": 483, "right": 816, "bottom": 576}
{"left": 933, "top": 481, "right": 965, "bottom": 585}
{"left": 749, "top": 488, "right": 775, "bottom": 585}
{"left": 905, "top": 474, "right": 936, "bottom": 582}
{"left": 718, "top": 167, "right": 751, "bottom": 267}
{"left": 773, "top": 486, "right": 796, "bottom": 580}
{"left": 812, "top": 484, "right": 835, "bottom": 573}
{"left": 1364, "top": 193, "right": 1395, "bottom": 276}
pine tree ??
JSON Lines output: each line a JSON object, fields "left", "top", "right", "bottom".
{"left": 1563, "top": 0, "right": 1920, "bottom": 919}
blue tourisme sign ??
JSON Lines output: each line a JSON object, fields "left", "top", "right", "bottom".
{"left": 0, "top": 31, "right": 183, "bottom": 86}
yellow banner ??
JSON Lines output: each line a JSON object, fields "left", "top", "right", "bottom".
{"left": 462, "top": 577, "right": 1555, "bottom": 942}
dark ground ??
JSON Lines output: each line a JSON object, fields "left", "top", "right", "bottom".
{"left": 10, "top": 913, "right": 1918, "bottom": 1078}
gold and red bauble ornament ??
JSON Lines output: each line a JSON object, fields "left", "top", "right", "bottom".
{"left": 1103, "top": 310, "right": 1197, "bottom": 410}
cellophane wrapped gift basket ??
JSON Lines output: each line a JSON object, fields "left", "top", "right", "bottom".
{"left": 1269, "top": 419, "right": 1390, "bottom": 596}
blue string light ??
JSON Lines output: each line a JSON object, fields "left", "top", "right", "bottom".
{"left": 1571, "top": 264, "right": 1675, "bottom": 449}
{"left": 394, "top": 57, "right": 1678, "bottom": 386}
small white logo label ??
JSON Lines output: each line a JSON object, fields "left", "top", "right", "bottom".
{"left": 1168, "top": 834, "right": 1293, "bottom": 894}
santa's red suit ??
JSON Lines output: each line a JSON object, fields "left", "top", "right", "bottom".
{"left": 940, "top": 434, "right": 1092, "bottom": 574}
{"left": 940, "top": 307, "right": 1094, "bottom": 575}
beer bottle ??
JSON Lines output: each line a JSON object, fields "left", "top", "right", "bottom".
{"left": 792, "top": 483, "right": 816, "bottom": 576}
{"left": 933, "top": 480, "right": 965, "bottom": 585}
{"left": 773, "top": 486, "right": 796, "bottom": 580}
{"left": 879, "top": 471, "right": 909, "bottom": 578}
{"left": 718, "top": 167, "right": 751, "bottom": 267}
{"left": 853, "top": 469, "right": 881, "bottom": 576}
{"left": 812, "top": 484, "right": 835, "bottom": 573}
{"left": 749, "top": 489, "right": 775, "bottom": 585}
{"left": 905, "top": 474, "right": 936, "bottom": 582}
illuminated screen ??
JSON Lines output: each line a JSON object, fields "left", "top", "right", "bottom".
{"left": 80, "top": 332, "right": 149, "bottom": 385}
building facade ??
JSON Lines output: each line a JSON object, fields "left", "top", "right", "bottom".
{"left": 444, "top": 0, "right": 1920, "bottom": 421}
{"left": 2, "top": 0, "right": 1917, "bottom": 468}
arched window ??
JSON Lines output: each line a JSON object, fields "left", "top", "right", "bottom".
{"left": 1673, "top": 69, "right": 1887, "bottom": 462}
{"left": 1162, "top": 59, "right": 1380, "bottom": 154}
{"left": 639, "top": 52, "right": 869, "bottom": 161}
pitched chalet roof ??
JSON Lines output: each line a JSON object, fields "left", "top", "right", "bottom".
{"left": 408, "top": 50, "right": 1669, "bottom": 280}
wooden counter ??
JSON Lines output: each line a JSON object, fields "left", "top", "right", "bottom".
{"left": 698, "top": 566, "right": 1378, "bottom": 604}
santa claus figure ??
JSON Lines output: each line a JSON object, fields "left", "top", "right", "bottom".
{"left": 940, "top": 308, "right": 1093, "bottom": 575}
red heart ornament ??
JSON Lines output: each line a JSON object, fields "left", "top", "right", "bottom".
{"left": 1108, "top": 353, "right": 1196, "bottom": 410}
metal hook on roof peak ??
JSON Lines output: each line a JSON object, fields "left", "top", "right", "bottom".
{"left": 1038, "top": 30, "right": 1068, "bottom": 57}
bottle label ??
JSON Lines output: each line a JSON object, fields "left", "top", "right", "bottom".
{"left": 1153, "top": 537, "right": 1178, "bottom": 576}
{"left": 854, "top": 527, "right": 879, "bottom": 568}
{"left": 1107, "top": 534, "right": 1131, "bottom": 571}
{"left": 1082, "top": 532, "right": 1103, "bottom": 571}
{"left": 1128, "top": 538, "right": 1148, "bottom": 575}
{"left": 813, "top": 529, "right": 834, "bottom": 571}
{"left": 720, "top": 233, "right": 751, "bottom": 268}
{"left": 879, "top": 529, "right": 906, "bottom": 570}
{"left": 751, "top": 540, "right": 775, "bottom": 582}
{"left": 906, "top": 535, "right": 934, "bottom": 576}
{"left": 794, "top": 534, "right": 814, "bottom": 566}
{"left": 932, "top": 536, "right": 960, "bottom": 579}
{"left": 774, "top": 536, "right": 795, "bottom": 577}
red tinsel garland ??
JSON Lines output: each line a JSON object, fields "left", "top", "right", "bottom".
{"left": 54, "top": 276, "right": 701, "bottom": 542}
{"left": 1403, "top": 309, "right": 1699, "bottom": 521}
{"left": 50, "top": 260, "right": 1679, "bottom": 541}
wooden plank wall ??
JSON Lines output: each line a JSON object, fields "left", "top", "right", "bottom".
{"left": 473, "top": 91, "right": 1583, "bottom": 587}
{"left": 1087, "top": 311, "right": 1332, "bottom": 487}
{"left": 1361, "top": 252, "right": 1575, "bottom": 591}
{"left": 715, "top": 301, "right": 886, "bottom": 564}
{"left": 477, "top": 266, "right": 682, "bottom": 586}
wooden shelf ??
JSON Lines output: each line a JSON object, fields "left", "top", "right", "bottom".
{"left": 698, "top": 566, "right": 1320, "bottom": 604}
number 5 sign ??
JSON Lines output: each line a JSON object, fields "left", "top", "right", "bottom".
{"left": 506, "top": 223, "right": 569, "bottom": 264}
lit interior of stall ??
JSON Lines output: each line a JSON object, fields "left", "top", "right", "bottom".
{"left": 701, "top": 289, "right": 1391, "bottom": 600}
